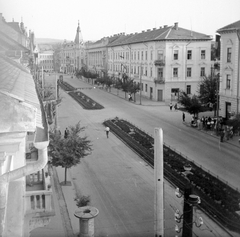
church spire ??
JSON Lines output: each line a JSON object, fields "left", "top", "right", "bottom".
{"left": 74, "top": 20, "right": 83, "bottom": 45}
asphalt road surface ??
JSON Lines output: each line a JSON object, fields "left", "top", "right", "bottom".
{"left": 50, "top": 74, "right": 239, "bottom": 237}
{"left": 62, "top": 76, "right": 240, "bottom": 190}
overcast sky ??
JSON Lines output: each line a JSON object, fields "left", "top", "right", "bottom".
{"left": 1, "top": 0, "right": 240, "bottom": 41}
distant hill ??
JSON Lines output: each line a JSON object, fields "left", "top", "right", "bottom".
{"left": 35, "top": 38, "right": 69, "bottom": 44}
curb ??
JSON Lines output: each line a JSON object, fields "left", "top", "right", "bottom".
{"left": 183, "top": 122, "right": 240, "bottom": 148}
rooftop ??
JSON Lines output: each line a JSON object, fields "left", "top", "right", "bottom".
{"left": 0, "top": 53, "right": 42, "bottom": 133}
{"left": 108, "top": 23, "right": 212, "bottom": 47}
{"left": 217, "top": 20, "right": 240, "bottom": 33}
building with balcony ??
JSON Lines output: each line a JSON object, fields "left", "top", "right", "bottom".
{"left": 58, "top": 21, "right": 84, "bottom": 74}
{"left": 107, "top": 22, "right": 212, "bottom": 102}
{"left": 217, "top": 20, "right": 240, "bottom": 119}
{"left": 84, "top": 34, "right": 121, "bottom": 78}
{"left": 0, "top": 13, "right": 54, "bottom": 237}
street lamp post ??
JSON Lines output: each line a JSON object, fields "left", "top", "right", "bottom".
{"left": 175, "top": 164, "right": 202, "bottom": 237}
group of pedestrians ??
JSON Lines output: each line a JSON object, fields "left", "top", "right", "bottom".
{"left": 169, "top": 102, "right": 178, "bottom": 111}
{"left": 185, "top": 114, "right": 237, "bottom": 143}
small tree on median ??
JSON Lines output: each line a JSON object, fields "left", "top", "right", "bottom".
{"left": 48, "top": 122, "right": 92, "bottom": 185}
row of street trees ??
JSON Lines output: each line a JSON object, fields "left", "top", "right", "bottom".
{"left": 95, "top": 73, "right": 141, "bottom": 102}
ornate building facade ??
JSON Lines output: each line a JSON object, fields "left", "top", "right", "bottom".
{"left": 217, "top": 20, "right": 240, "bottom": 119}
{"left": 58, "top": 21, "right": 84, "bottom": 74}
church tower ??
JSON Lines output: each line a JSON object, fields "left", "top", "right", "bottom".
{"left": 74, "top": 20, "right": 83, "bottom": 46}
{"left": 74, "top": 21, "right": 83, "bottom": 71}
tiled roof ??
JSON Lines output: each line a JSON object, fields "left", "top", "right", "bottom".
{"left": 107, "top": 25, "right": 211, "bottom": 47}
{"left": 217, "top": 20, "right": 240, "bottom": 32}
{"left": 0, "top": 31, "right": 29, "bottom": 51}
{"left": 0, "top": 53, "right": 43, "bottom": 132}
{"left": 7, "top": 22, "right": 22, "bottom": 34}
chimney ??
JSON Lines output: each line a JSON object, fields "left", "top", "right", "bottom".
{"left": 163, "top": 25, "right": 167, "bottom": 28}
{"left": 174, "top": 22, "right": 178, "bottom": 30}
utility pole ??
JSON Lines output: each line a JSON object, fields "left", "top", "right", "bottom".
{"left": 154, "top": 128, "right": 164, "bottom": 237}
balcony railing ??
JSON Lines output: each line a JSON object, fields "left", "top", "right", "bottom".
{"left": 25, "top": 190, "right": 53, "bottom": 213}
{"left": 154, "top": 78, "right": 165, "bottom": 84}
{"left": 25, "top": 165, "right": 54, "bottom": 215}
{"left": 154, "top": 59, "right": 165, "bottom": 66}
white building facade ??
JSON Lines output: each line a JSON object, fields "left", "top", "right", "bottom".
{"left": 217, "top": 20, "right": 240, "bottom": 119}
{"left": 38, "top": 50, "right": 54, "bottom": 72}
{"left": 107, "top": 23, "right": 212, "bottom": 102}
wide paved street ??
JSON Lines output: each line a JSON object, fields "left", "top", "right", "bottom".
{"left": 43, "top": 74, "right": 239, "bottom": 237}
{"left": 63, "top": 75, "right": 240, "bottom": 190}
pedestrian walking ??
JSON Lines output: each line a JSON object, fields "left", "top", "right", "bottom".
{"left": 174, "top": 103, "right": 178, "bottom": 110}
{"left": 169, "top": 102, "right": 173, "bottom": 111}
{"left": 64, "top": 128, "right": 69, "bottom": 139}
{"left": 182, "top": 112, "right": 185, "bottom": 122}
{"left": 105, "top": 126, "right": 110, "bottom": 138}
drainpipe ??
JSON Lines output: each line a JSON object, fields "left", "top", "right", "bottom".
{"left": 0, "top": 140, "right": 49, "bottom": 237}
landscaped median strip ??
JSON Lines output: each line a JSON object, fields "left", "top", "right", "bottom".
{"left": 59, "top": 81, "right": 104, "bottom": 110}
{"left": 103, "top": 117, "right": 240, "bottom": 234}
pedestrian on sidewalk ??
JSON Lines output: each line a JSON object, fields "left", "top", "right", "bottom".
{"left": 64, "top": 128, "right": 69, "bottom": 139}
{"left": 169, "top": 102, "right": 173, "bottom": 111}
{"left": 174, "top": 103, "right": 178, "bottom": 110}
{"left": 105, "top": 126, "right": 110, "bottom": 138}
{"left": 182, "top": 112, "right": 185, "bottom": 122}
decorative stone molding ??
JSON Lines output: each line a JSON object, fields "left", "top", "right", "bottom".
{"left": 29, "top": 216, "right": 51, "bottom": 231}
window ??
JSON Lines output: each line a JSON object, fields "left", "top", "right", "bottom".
{"left": 174, "top": 50, "right": 178, "bottom": 60}
{"left": 138, "top": 51, "right": 140, "bottom": 60}
{"left": 145, "top": 84, "right": 148, "bottom": 92}
{"left": 151, "top": 50, "right": 153, "bottom": 60}
{"left": 200, "top": 67, "right": 205, "bottom": 77}
{"left": 187, "top": 50, "right": 192, "bottom": 60}
{"left": 186, "top": 85, "right": 191, "bottom": 94}
{"left": 227, "top": 48, "right": 232, "bottom": 62}
{"left": 145, "top": 67, "right": 147, "bottom": 76}
{"left": 187, "top": 67, "right": 192, "bottom": 77}
{"left": 201, "top": 50, "right": 206, "bottom": 60}
{"left": 226, "top": 75, "right": 231, "bottom": 89}
{"left": 158, "top": 50, "right": 164, "bottom": 60}
{"left": 150, "top": 67, "right": 152, "bottom": 77}
{"left": 145, "top": 51, "right": 148, "bottom": 60}
{"left": 158, "top": 68, "right": 163, "bottom": 78}
{"left": 134, "top": 52, "right": 136, "bottom": 60}
{"left": 173, "top": 68, "right": 178, "bottom": 77}
{"left": 141, "top": 51, "right": 144, "bottom": 60}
